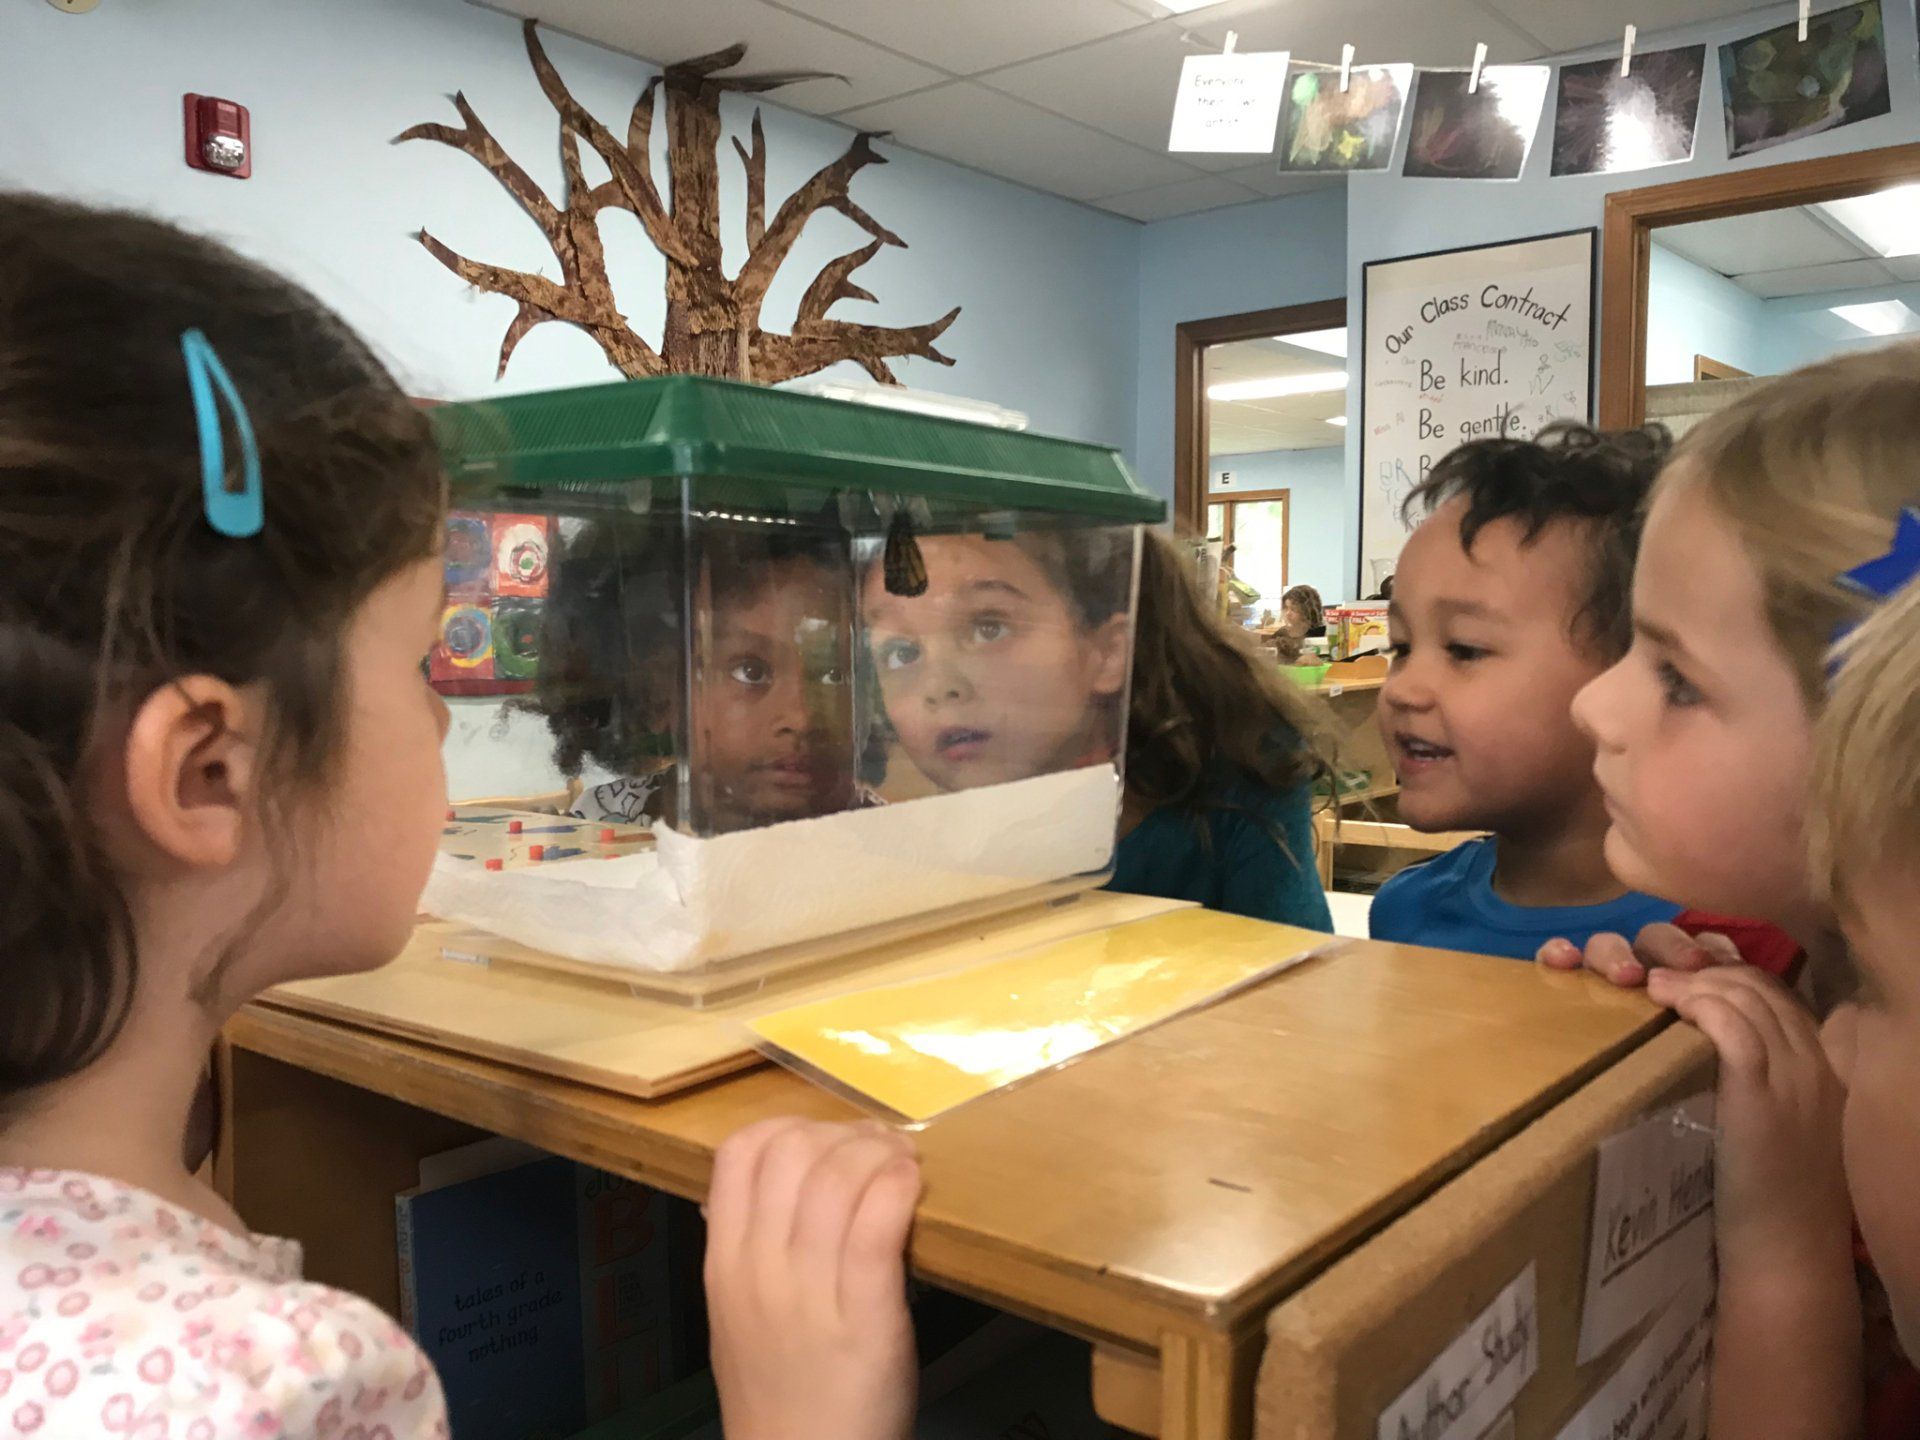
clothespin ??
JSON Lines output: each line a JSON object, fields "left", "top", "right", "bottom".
{"left": 1799, "top": 0, "right": 1811, "bottom": 41}
{"left": 1223, "top": 29, "right": 1238, "bottom": 54}
{"left": 1468, "top": 41, "right": 1488, "bottom": 94}
{"left": 1620, "top": 24, "right": 1636, "bottom": 78}
{"left": 1340, "top": 42, "right": 1355, "bottom": 92}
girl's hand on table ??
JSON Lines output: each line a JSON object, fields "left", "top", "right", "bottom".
{"left": 705, "top": 1118, "right": 922, "bottom": 1440}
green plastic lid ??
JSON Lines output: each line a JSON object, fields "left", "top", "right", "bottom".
{"left": 430, "top": 375, "right": 1162, "bottom": 523}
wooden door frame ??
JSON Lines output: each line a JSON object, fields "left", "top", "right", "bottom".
{"left": 1205, "top": 486, "right": 1292, "bottom": 590}
{"left": 1599, "top": 142, "right": 1920, "bottom": 428}
{"left": 1175, "top": 297, "right": 1348, "bottom": 535}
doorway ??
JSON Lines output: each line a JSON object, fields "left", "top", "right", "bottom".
{"left": 1206, "top": 487, "right": 1290, "bottom": 619}
{"left": 1174, "top": 297, "right": 1347, "bottom": 622}
{"left": 1600, "top": 141, "right": 1920, "bottom": 427}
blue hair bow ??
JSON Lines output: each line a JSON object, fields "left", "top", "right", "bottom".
{"left": 1829, "top": 508, "right": 1920, "bottom": 678}
{"left": 1840, "top": 508, "right": 1920, "bottom": 603}
{"left": 181, "top": 328, "right": 263, "bottom": 539}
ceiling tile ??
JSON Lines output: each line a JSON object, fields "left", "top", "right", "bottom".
{"left": 1094, "top": 174, "right": 1261, "bottom": 221}
{"left": 1215, "top": 165, "right": 1342, "bottom": 200}
{"left": 1882, "top": 255, "right": 1920, "bottom": 283}
{"left": 839, "top": 83, "right": 1199, "bottom": 199}
{"left": 1657, "top": 209, "right": 1865, "bottom": 278}
{"left": 1210, "top": 392, "right": 1346, "bottom": 454}
{"left": 474, "top": 0, "right": 944, "bottom": 113}
{"left": 1476, "top": 0, "right": 1770, "bottom": 54}
{"left": 980, "top": 24, "right": 1266, "bottom": 174}
{"left": 1176, "top": 0, "right": 1541, "bottom": 68}
{"left": 1738, "top": 259, "right": 1895, "bottom": 299}
{"left": 1206, "top": 337, "right": 1346, "bottom": 381}
{"left": 771, "top": 0, "right": 1152, "bottom": 78}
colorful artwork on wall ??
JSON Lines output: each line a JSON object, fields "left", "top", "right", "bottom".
{"left": 430, "top": 512, "right": 552, "bottom": 696}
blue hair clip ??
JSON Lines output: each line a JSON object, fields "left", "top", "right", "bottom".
{"left": 1829, "top": 508, "right": 1920, "bottom": 680}
{"left": 180, "top": 328, "right": 263, "bottom": 539}
{"left": 1841, "top": 508, "right": 1920, "bottom": 603}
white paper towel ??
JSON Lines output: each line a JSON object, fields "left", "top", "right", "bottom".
{"left": 420, "top": 764, "right": 1122, "bottom": 974}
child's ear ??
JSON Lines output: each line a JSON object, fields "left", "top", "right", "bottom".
{"left": 119, "top": 677, "right": 261, "bottom": 873}
{"left": 1089, "top": 613, "right": 1133, "bottom": 697}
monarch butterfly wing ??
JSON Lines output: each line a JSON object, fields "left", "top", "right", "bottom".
{"left": 883, "top": 511, "right": 929, "bottom": 597}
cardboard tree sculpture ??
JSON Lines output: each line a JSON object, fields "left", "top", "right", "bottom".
{"left": 399, "top": 21, "right": 961, "bottom": 384}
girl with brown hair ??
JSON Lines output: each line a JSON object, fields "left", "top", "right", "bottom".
{"left": 1108, "top": 530, "right": 1336, "bottom": 928}
{"left": 0, "top": 194, "right": 919, "bottom": 1440}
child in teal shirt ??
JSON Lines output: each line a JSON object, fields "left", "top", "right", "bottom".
{"left": 1105, "top": 531, "right": 1334, "bottom": 930}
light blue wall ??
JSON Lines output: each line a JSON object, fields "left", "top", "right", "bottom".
{"left": 1207, "top": 447, "right": 1347, "bottom": 602}
{"left": 0, "top": 0, "right": 1140, "bottom": 455}
{"left": 0, "top": 0, "right": 1156, "bottom": 801}
{"left": 1340, "top": 0, "right": 1920, "bottom": 592}
{"left": 18, "top": 0, "right": 1920, "bottom": 615}
{"left": 1134, "top": 188, "right": 1350, "bottom": 508}
{"left": 1645, "top": 244, "right": 1872, "bottom": 383}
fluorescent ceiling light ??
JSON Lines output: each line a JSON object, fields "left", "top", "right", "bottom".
{"left": 1325, "top": 415, "right": 1349, "bottom": 427}
{"left": 1818, "top": 183, "right": 1920, "bottom": 259}
{"left": 1207, "top": 370, "right": 1347, "bottom": 402}
{"left": 1159, "top": 0, "right": 1231, "bottom": 11}
{"left": 1830, "top": 300, "right": 1914, "bottom": 336}
{"left": 1281, "top": 327, "right": 1349, "bottom": 359}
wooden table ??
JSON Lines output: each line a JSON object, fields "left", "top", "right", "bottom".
{"left": 222, "top": 935, "right": 1666, "bottom": 1440}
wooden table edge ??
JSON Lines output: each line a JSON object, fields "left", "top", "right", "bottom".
{"left": 225, "top": 990, "right": 1668, "bottom": 1343}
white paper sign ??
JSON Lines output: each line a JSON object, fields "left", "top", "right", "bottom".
{"left": 1359, "top": 229, "right": 1594, "bottom": 582}
{"left": 1168, "top": 51, "right": 1291, "bottom": 153}
{"left": 1577, "top": 1093, "right": 1717, "bottom": 1363}
{"left": 1553, "top": 1277, "right": 1714, "bottom": 1440}
{"left": 1376, "top": 1263, "right": 1539, "bottom": 1440}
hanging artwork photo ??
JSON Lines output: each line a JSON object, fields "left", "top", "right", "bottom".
{"left": 1403, "top": 66, "right": 1552, "bottom": 180}
{"left": 430, "top": 511, "right": 553, "bottom": 696}
{"left": 1720, "top": 0, "right": 1890, "bottom": 158}
{"left": 1277, "top": 62, "right": 1414, "bottom": 173}
{"left": 1551, "top": 45, "right": 1706, "bottom": 176}
{"left": 1168, "top": 48, "right": 1293, "bottom": 153}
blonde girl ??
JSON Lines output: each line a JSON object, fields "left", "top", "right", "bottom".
{"left": 1569, "top": 342, "right": 1920, "bottom": 1439}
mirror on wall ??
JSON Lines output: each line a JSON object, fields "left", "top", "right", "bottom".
{"left": 1202, "top": 327, "right": 1348, "bottom": 628}
{"left": 1646, "top": 182, "right": 1920, "bottom": 436}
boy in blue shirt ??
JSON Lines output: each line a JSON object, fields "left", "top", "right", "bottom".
{"left": 1369, "top": 422, "right": 1683, "bottom": 960}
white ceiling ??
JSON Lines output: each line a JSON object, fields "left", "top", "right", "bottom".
{"left": 1657, "top": 206, "right": 1920, "bottom": 299}
{"left": 1206, "top": 335, "right": 1347, "bottom": 454}
{"left": 476, "top": 0, "right": 1774, "bottom": 221}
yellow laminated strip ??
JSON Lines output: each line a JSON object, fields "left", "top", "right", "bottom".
{"left": 749, "top": 909, "right": 1331, "bottom": 1124}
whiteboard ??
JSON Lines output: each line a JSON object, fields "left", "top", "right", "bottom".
{"left": 1359, "top": 229, "right": 1596, "bottom": 587}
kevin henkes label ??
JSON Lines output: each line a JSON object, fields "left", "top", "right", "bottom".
{"left": 1577, "top": 1094, "right": 1716, "bottom": 1364}
{"left": 1376, "top": 1264, "right": 1539, "bottom": 1440}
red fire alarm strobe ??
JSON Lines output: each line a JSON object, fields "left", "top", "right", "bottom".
{"left": 184, "top": 94, "right": 251, "bottom": 178}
